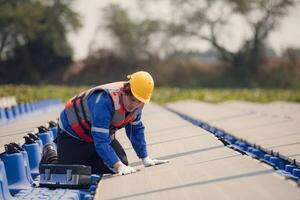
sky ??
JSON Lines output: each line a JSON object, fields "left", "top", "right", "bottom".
{"left": 67, "top": 0, "right": 300, "bottom": 60}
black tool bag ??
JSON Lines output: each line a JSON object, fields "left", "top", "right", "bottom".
{"left": 39, "top": 164, "right": 91, "bottom": 189}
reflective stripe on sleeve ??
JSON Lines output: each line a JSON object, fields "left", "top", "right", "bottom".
{"left": 91, "top": 126, "right": 110, "bottom": 134}
{"left": 130, "top": 120, "right": 141, "bottom": 125}
{"left": 95, "top": 92, "right": 103, "bottom": 104}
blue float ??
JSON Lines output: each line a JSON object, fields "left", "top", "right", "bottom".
{"left": 0, "top": 108, "right": 7, "bottom": 123}
{"left": 251, "top": 149, "right": 262, "bottom": 157}
{"left": 0, "top": 152, "right": 32, "bottom": 195}
{"left": 292, "top": 168, "right": 300, "bottom": 178}
{"left": 5, "top": 107, "right": 14, "bottom": 120}
{"left": 19, "top": 103, "right": 26, "bottom": 115}
{"left": 285, "top": 165, "right": 295, "bottom": 174}
{"left": 0, "top": 160, "right": 14, "bottom": 200}
{"left": 12, "top": 105, "right": 20, "bottom": 118}
{"left": 51, "top": 127, "right": 58, "bottom": 139}
{"left": 167, "top": 107, "right": 300, "bottom": 183}
{"left": 270, "top": 157, "right": 280, "bottom": 167}
{"left": 38, "top": 131, "right": 53, "bottom": 145}
{"left": 23, "top": 143, "right": 41, "bottom": 177}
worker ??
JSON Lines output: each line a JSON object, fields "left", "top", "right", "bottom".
{"left": 41, "top": 71, "right": 169, "bottom": 175}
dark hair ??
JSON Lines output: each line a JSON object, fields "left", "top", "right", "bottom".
{"left": 123, "top": 82, "right": 133, "bottom": 97}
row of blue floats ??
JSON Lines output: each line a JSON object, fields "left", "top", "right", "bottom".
{"left": 167, "top": 108, "right": 300, "bottom": 183}
{"left": 0, "top": 121, "right": 100, "bottom": 199}
{"left": 0, "top": 99, "right": 62, "bottom": 123}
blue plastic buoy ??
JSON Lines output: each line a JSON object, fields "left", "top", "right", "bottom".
{"left": 89, "top": 185, "right": 97, "bottom": 194}
{"left": 201, "top": 124, "right": 209, "bottom": 130}
{"left": 34, "top": 139, "right": 43, "bottom": 154}
{"left": 90, "top": 174, "right": 101, "bottom": 185}
{"left": 21, "top": 151, "right": 34, "bottom": 184}
{"left": 234, "top": 141, "right": 241, "bottom": 148}
{"left": 239, "top": 142, "right": 247, "bottom": 150}
{"left": 224, "top": 135, "right": 235, "bottom": 144}
{"left": 292, "top": 169, "right": 300, "bottom": 178}
{"left": 0, "top": 153, "right": 32, "bottom": 195}
{"left": 270, "top": 157, "right": 280, "bottom": 167}
{"left": 209, "top": 127, "right": 216, "bottom": 133}
{"left": 19, "top": 103, "right": 26, "bottom": 115}
{"left": 48, "top": 130, "right": 55, "bottom": 142}
{"left": 252, "top": 149, "right": 261, "bottom": 157}
{"left": 51, "top": 127, "right": 58, "bottom": 139}
{"left": 0, "top": 160, "right": 14, "bottom": 200}
{"left": 5, "top": 107, "right": 14, "bottom": 120}
{"left": 25, "top": 103, "right": 31, "bottom": 113}
{"left": 215, "top": 130, "right": 225, "bottom": 137}
{"left": 264, "top": 154, "right": 271, "bottom": 161}
{"left": 247, "top": 147, "right": 253, "bottom": 153}
{"left": 38, "top": 131, "right": 52, "bottom": 145}
{"left": 0, "top": 108, "right": 7, "bottom": 123}
{"left": 12, "top": 106, "right": 19, "bottom": 118}
{"left": 285, "top": 165, "right": 295, "bottom": 174}
{"left": 23, "top": 143, "right": 41, "bottom": 176}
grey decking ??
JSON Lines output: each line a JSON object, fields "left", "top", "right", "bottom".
{"left": 95, "top": 102, "right": 300, "bottom": 200}
{"left": 1, "top": 100, "right": 299, "bottom": 199}
{"left": 166, "top": 100, "right": 300, "bottom": 162}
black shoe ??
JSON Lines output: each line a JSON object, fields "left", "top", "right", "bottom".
{"left": 40, "top": 143, "right": 58, "bottom": 165}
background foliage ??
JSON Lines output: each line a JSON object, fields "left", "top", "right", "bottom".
{"left": 1, "top": 0, "right": 300, "bottom": 98}
{"left": 66, "top": 0, "right": 300, "bottom": 88}
{"left": 0, "top": 0, "right": 81, "bottom": 84}
{"left": 1, "top": 85, "right": 299, "bottom": 104}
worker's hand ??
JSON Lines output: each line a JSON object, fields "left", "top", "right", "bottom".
{"left": 117, "top": 163, "right": 137, "bottom": 175}
{"left": 142, "top": 156, "right": 169, "bottom": 167}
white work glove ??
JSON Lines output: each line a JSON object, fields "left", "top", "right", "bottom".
{"left": 142, "top": 156, "right": 169, "bottom": 167}
{"left": 117, "top": 163, "right": 137, "bottom": 175}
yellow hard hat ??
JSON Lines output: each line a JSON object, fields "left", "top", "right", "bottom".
{"left": 127, "top": 71, "right": 154, "bottom": 103}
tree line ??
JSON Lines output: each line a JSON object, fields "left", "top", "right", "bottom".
{"left": 0, "top": 0, "right": 81, "bottom": 84}
{"left": 1, "top": 0, "right": 300, "bottom": 88}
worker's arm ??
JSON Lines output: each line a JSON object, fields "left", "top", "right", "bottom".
{"left": 125, "top": 112, "right": 148, "bottom": 158}
{"left": 90, "top": 92, "right": 137, "bottom": 175}
{"left": 90, "top": 92, "right": 120, "bottom": 169}
{"left": 125, "top": 112, "right": 169, "bottom": 167}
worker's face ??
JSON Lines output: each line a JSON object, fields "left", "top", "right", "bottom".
{"left": 123, "top": 92, "right": 143, "bottom": 112}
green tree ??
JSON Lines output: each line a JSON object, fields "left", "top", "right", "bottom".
{"left": 97, "top": 4, "right": 160, "bottom": 61}
{"left": 0, "top": 0, "right": 81, "bottom": 84}
{"left": 143, "top": 0, "right": 296, "bottom": 86}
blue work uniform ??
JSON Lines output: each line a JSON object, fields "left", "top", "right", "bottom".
{"left": 59, "top": 90, "right": 148, "bottom": 168}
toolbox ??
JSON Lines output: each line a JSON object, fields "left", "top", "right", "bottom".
{"left": 39, "top": 164, "right": 92, "bottom": 189}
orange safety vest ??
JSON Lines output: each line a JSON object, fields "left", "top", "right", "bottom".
{"left": 64, "top": 82, "right": 142, "bottom": 143}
